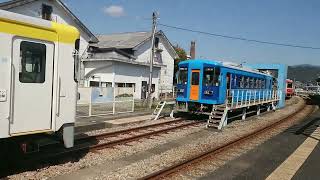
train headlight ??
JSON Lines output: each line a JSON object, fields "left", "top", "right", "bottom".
{"left": 178, "top": 89, "right": 184, "bottom": 93}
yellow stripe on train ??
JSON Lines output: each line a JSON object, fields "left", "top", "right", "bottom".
{"left": 0, "top": 17, "right": 79, "bottom": 44}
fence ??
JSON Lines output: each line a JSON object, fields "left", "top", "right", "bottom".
{"left": 77, "top": 87, "right": 134, "bottom": 117}
{"left": 227, "top": 89, "right": 282, "bottom": 109}
{"left": 158, "top": 86, "right": 177, "bottom": 101}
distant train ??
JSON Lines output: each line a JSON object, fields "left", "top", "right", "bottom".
{"left": 0, "top": 9, "right": 80, "bottom": 153}
{"left": 176, "top": 59, "right": 275, "bottom": 112}
{"left": 174, "top": 59, "right": 282, "bottom": 129}
{"left": 286, "top": 79, "right": 295, "bottom": 97}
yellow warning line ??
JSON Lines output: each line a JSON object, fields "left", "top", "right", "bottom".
{"left": 266, "top": 127, "right": 320, "bottom": 180}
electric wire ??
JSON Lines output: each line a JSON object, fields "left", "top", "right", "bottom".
{"left": 159, "top": 23, "right": 320, "bottom": 50}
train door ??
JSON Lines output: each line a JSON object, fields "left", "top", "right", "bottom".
{"left": 190, "top": 69, "right": 200, "bottom": 101}
{"left": 226, "top": 73, "right": 231, "bottom": 97}
{"left": 10, "top": 38, "right": 54, "bottom": 135}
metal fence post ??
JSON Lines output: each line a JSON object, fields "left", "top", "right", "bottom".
{"left": 236, "top": 90, "right": 239, "bottom": 108}
{"left": 241, "top": 90, "right": 244, "bottom": 107}
{"left": 89, "top": 87, "right": 92, "bottom": 117}
{"left": 112, "top": 87, "right": 116, "bottom": 115}
{"left": 231, "top": 90, "right": 234, "bottom": 108}
{"left": 132, "top": 87, "right": 135, "bottom": 112}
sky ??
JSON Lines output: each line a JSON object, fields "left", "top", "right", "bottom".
{"left": 3, "top": 0, "right": 320, "bottom": 66}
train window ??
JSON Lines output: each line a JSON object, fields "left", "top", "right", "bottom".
{"left": 203, "top": 68, "right": 214, "bottom": 86}
{"left": 245, "top": 77, "right": 250, "bottom": 88}
{"left": 203, "top": 67, "right": 220, "bottom": 86}
{"left": 178, "top": 67, "right": 188, "bottom": 84}
{"left": 233, "top": 75, "right": 237, "bottom": 88}
{"left": 262, "top": 79, "right": 266, "bottom": 89}
{"left": 287, "top": 82, "right": 293, "bottom": 88}
{"left": 250, "top": 78, "right": 254, "bottom": 88}
{"left": 255, "top": 79, "right": 259, "bottom": 88}
{"left": 191, "top": 71, "right": 199, "bottom": 85}
{"left": 258, "top": 79, "right": 262, "bottom": 89}
{"left": 240, "top": 76, "right": 244, "bottom": 88}
{"left": 213, "top": 68, "right": 220, "bottom": 86}
{"left": 19, "top": 41, "right": 46, "bottom": 83}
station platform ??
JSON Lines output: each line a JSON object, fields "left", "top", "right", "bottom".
{"left": 75, "top": 111, "right": 152, "bottom": 133}
{"left": 201, "top": 108, "right": 320, "bottom": 180}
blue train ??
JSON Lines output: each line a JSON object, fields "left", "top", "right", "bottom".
{"left": 176, "top": 59, "right": 276, "bottom": 113}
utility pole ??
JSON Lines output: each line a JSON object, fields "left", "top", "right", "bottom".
{"left": 148, "top": 12, "right": 158, "bottom": 108}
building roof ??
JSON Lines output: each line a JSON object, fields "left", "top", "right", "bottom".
{"left": 92, "top": 30, "right": 178, "bottom": 59}
{"left": 94, "top": 31, "right": 152, "bottom": 49}
{"left": 0, "top": 0, "right": 98, "bottom": 43}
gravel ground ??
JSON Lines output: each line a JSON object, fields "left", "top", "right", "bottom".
{"left": 5, "top": 97, "right": 304, "bottom": 180}
{"left": 91, "top": 97, "right": 306, "bottom": 180}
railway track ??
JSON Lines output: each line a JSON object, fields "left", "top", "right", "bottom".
{"left": 140, "top": 103, "right": 314, "bottom": 180}
{"left": 2, "top": 118, "right": 204, "bottom": 177}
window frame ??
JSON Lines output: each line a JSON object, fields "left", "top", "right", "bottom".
{"left": 19, "top": 41, "right": 47, "bottom": 84}
{"left": 177, "top": 67, "right": 188, "bottom": 85}
{"left": 191, "top": 71, "right": 200, "bottom": 85}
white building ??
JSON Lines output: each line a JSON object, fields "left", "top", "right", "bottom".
{"left": 85, "top": 31, "right": 178, "bottom": 99}
{"left": 0, "top": 0, "right": 99, "bottom": 57}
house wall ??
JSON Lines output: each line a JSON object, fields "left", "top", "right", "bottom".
{"left": 134, "top": 37, "right": 174, "bottom": 93}
{"left": 3, "top": 0, "right": 90, "bottom": 56}
{"left": 83, "top": 61, "right": 160, "bottom": 99}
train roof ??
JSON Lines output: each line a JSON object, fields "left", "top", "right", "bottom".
{"left": 0, "top": 9, "right": 79, "bottom": 44}
{"left": 179, "top": 59, "right": 273, "bottom": 77}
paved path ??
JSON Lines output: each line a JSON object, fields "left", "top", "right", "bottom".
{"left": 201, "top": 109, "right": 320, "bottom": 180}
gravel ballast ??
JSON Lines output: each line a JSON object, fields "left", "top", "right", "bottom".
{"left": 6, "top": 97, "right": 307, "bottom": 180}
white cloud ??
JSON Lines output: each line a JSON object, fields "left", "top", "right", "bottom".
{"left": 103, "top": 5, "right": 125, "bottom": 17}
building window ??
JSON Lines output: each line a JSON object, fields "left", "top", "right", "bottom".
{"left": 116, "top": 83, "right": 125, "bottom": 87}
{"left": 19, "top": 41, "right": 46, "bottom": 83}
{"left": 155, "top": 52, "right": 162, "bottom": 63}
{"left": 89, "top": 81, "right": 100, "bottom": 87}
{"left": 154, "top": 37, "right": 159, "bottom": 48}
{"left": 42, "top": 4, "right": 53, "bottom": 20}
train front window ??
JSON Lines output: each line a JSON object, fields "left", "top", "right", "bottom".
{"left": 178, "top": 67, "right": 188, "bottom": 84}
{"left": 19, "top": 41, "right": 46, "bottom": 83}
{"left": 287, "top": 83, "right": 293, "bottom": 88}
{"left": 203, "top": 67, "right": 220, "bottom": 86}
{"left": 191, "top": 71, "right": 199, "bottom": 85}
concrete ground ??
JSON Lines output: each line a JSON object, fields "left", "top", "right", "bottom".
{"left": 75, "top": 110, "right": 152, "bottom": 133}
{"left": 201, "top": 109, "right": 320, "bottom": 180}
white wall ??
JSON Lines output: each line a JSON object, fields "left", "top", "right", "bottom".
{"left": 83, "top": 61, "right": 114, "bottom": 87}
{"left": 5, "top": 0, "right": 91, "bottom": 56}
{"left": 113, "top": 62, "right": 160, "bottom": 99}
{"left": 134, "top": 36, "right": 174, "bottom": 93}
{"left": 83, "top": 61, "right": 160, "bottom": 99}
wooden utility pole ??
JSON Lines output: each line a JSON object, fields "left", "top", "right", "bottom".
{"left": 148, "top": 12, "right": 157, "bottom": 108}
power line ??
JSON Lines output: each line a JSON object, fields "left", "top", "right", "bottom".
{"left": 158, "top": 23, "right": 320, "bottom": 50}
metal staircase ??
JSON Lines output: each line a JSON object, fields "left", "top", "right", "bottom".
{"left": 207, "top": 104, "right": 228, "bottom": 129}
{"left": 152, "top": 101, "right": 166, "bottom": 120}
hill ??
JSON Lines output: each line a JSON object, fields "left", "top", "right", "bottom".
{"left": 288, "top": 64, "right": 320, "bottom": 82}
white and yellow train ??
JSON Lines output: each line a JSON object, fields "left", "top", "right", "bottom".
{"left": 0, "top": 9, "right": 80, "bottom": 149}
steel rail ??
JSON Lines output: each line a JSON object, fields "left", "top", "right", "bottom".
{"left": 89, "top": 121, "right": 202, "bottom": 151}
{"left": 18, "top": 120, "right": 203, "bottom": 169}
{"left": 140, "top": 103, "right": 313, "bottom": 180}
{"left": 77, "top": 118, "right": 186, "bottom": 141}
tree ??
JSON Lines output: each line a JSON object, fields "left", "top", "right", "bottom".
{"left": 173, "top": 45, "right": 188, "bottom": 83}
